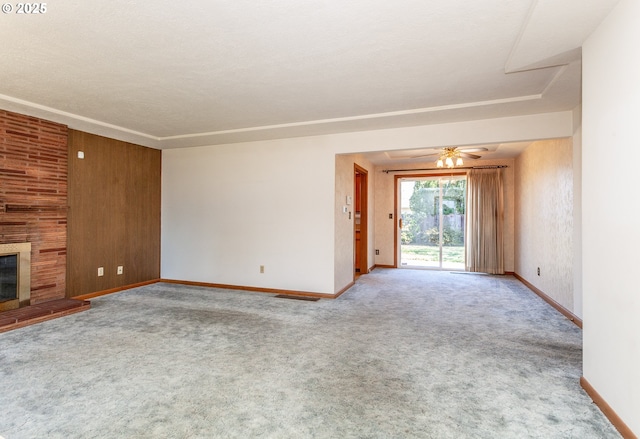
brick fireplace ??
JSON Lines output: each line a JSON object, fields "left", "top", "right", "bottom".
{"left": 0, "top": 109, "right": 68, "bottom": 305}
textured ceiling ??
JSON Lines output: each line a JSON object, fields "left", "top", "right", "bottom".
{"left": 0, "top": 0, "right": 620, "bottom": 149}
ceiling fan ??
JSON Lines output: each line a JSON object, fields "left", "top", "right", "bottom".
{"left": 411, "top": 146, "right": 488, "bottom": 168}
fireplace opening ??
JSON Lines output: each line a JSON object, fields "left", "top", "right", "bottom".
{"left": 0, "top": 254, "right": 18, "bottom": 302}
{"left": 0, "top": 242, "right": 31, "bottom": 311}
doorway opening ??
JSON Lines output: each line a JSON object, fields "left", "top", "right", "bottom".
{"left": 354, "top": 165, "right": 368, "bottom": 276}
{"left": 397, "top": 175, "right": 466, "bottom": 270}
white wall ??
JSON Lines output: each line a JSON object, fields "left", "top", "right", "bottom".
{"left": 162, "top": 138, "right": 336, "bottom": 294}
{"left": 583, "top": 0, "right": 640, "bottom": 434}
{"left": 572, "top": 106, "right": 583, "bottom": 318}
{"left": 514, "top": 138, "right": 575, "bottom": 313}
{"left": 162, "top": 111, "right": 573, "bottom": 295}
{"left": 334, "top": 154, "right": 355, "bottom": 292}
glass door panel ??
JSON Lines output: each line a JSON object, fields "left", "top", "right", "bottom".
{"left": 399, "top": 176, "right": 466, "bottom": 269}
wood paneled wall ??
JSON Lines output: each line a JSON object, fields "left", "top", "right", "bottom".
{"left": 67, "top": 130, "right": 161, "bottom": 297}
{"left": 0, "top": 110, "right": 68, "bottom": 304}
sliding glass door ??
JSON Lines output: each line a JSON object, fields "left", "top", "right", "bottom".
{"left": 399, "top": 176, "right": 466, "bottom": 269}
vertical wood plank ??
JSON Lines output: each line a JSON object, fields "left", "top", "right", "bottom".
{"left": 66, "top": 130, "right": 161, "bottom": 297}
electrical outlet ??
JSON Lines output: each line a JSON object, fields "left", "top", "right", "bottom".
{"left": 98, "top": 267, "right": 104, "bottom": 277}
{"left": 260, "top": 265, "right": 265, "bottom": 274}
{"left": 537, "top": 267, "right": 540, "bottom": 276}
{"left": 375, "top": 249, "right": 380, "bottom": 255}
{"left": 117, "top": 266, "right": 123, "bottom": 275}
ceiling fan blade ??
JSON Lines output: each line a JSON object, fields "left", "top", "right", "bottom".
{"left": 410, "top": 152, "right": 440, "bottom": 158}
{"left": 459, "top": 152, "right": 481, "bottom": 159}
{"left": 456, "top": 147, "right": 488, "bottom": 153}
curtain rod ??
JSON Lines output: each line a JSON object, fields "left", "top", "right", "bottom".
{"left": 382, "top": 165, "right": 508, "bottom": 174}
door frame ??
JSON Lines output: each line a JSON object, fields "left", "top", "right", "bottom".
{"left": 394, "top": 172, "right": 466, "bottom": 268}
{"left": 354, "top": 164, "right": 368, "bottom": 276}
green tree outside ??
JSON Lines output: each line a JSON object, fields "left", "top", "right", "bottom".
{"left": 402, "top": 179, "right": 466, "bottom": 246}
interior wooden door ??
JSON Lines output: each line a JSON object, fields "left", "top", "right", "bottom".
{"left": 354, "top": 165, "right": 368, "bottom": 275}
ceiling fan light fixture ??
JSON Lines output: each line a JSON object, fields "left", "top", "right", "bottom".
{"left": 434, "top": 146, "right": 476, "bottom": 169}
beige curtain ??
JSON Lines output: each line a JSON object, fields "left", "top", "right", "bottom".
{"left": 466, "top": 168, "right": 504, "bottom": 274}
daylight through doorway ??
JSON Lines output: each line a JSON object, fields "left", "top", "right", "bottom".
{"left": 399, "top": 176, "right": 466, "bottom": 269}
